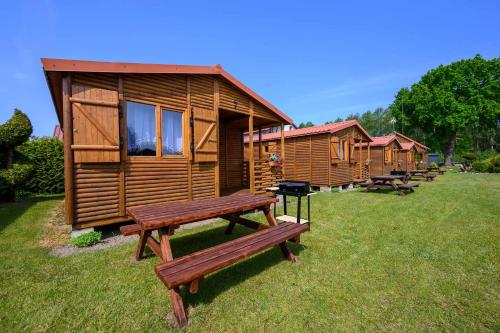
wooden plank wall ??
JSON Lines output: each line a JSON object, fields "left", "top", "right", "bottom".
{"left": 67, "top": 73, "right": 285, "bottom": 228}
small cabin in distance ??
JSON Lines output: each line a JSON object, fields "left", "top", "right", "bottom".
{"left": 42, "top": 58, "right": 293, "bottom": 229}
{"left": 393, "top": 132, "right": 430, "bottom": 169}
{"left": 245, "top": 120, "right": 373, "bottom": 188}
{"left": 358, "top": 134, "right": 403, "bottom": 176}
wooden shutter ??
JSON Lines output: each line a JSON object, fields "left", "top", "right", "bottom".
{"left": 349, "top": 137, "right": 355, "bottom": 162}
{"left": 330, "top": 136, "right": 340, "bottom": 164}
{"left": 71, "top": 84, "right": 120, "bottom": 163}
{"left": 192, "top": 107, "right": 217, "bottom": 162}
{"left": 384, "top": 147, "right": 390, "bottom": 164}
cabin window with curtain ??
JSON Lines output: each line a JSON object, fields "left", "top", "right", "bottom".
{"left": 161, "top": 109, "right": 183, "bottom": 155}
{"left": 126, "top": 101, "right": 156, "bottom": 156}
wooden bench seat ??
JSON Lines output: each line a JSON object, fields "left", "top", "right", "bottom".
{"left": 155, "top": 222, "right": 309, "bottom": 290}
{"left": 398, "top": 182, "right": 419, "bottom": 190}
{"left": 120, "top": 223, "right": 141, "bottom": 236}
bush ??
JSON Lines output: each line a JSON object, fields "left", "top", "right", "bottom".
{"left": 69, "top": 231, "right": 102, "bottom": 247}
{"left": 472, "top": 154, "right": 500, "bottom": 173}
{"left": 0, "top": 163, "right": 33, "bottom": 201}
{"left": 430, "top": 162, "right": 438, "bottom": 168}
{"left": 472, "top": 160, "right": 490, "bottom": 173}
{"left": 17, "top": 137, "right": 64, "bottom": 194}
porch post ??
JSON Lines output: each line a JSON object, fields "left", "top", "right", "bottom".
{"left": 249, "top": 102, "right": 255, "bottom": 194}
{"left": 367, "top": 142, "right": 371, "bottom": 177}
{"left": 281, "top": 123, "right": 285, "bottom": 177}
{"left": 258, "top": 127, "right": 262, "bottom": 161}
{"left": 358, "top": 139, "right": 362, "bottom": 178}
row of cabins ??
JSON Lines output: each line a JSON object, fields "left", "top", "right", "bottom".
{"left": 43, "top": 58, "right": 429, "bottom": 230}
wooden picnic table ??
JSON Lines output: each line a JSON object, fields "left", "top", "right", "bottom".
{"left": 121, "top": 194, "right": 309, "bottom": 327}
{"left": 409, "top": 169, "right": 436, "bottom": 181}
{"left": 365, "top": 175, "right": 418, "bottom": 196}
{"left": 427, "top": 166, "right": 445, "bottom": 174}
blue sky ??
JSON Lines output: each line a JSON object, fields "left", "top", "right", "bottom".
{"left": 0, "top": 0, "right": 498, "bottom": 136}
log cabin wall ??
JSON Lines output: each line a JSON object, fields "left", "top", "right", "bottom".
{"left": 66, "top": 72, "right": 284, "bottom": 229}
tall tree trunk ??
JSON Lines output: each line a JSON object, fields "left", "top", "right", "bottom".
{"left": 5, "top": 147, "right": 14, "bottom": 169}
{"left": 444, "top": 132, "right": 456, "bottom": 166}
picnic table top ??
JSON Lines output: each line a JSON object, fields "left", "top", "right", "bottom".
{"left": 410, "top": 170, "right": 428, "bottom": 174}
{"left": 371, "top": 175, "right": 405, "bottom": 181}
{"left": 127, "top": 195, "right": 277, "bottom": 230}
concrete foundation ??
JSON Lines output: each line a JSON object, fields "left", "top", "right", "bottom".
{"left": 71, "top": 227, "right": 95, "bottom": 239}
{"left": 320, "top": 186, "right": 332, "bottom": 192}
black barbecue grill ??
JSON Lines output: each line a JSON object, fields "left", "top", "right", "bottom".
{"left": 270, "top": 180, "right": 314, "bottom": 224}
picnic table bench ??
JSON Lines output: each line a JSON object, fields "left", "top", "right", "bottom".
{"left": 409, "top": 169, "right": 436, "bottom": 181}
{"left": 120, "top": 195, "right": 309, "bottom": 327}
{"left": 365, "top": 175, "right": 419, "bottom": 196}
{"left": 427, "top": 166, "right": 445, "bottom": 174}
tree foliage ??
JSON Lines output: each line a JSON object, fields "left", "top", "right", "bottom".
{"left": 325, "top": 107, "right": 395, "bottom": 136}
{"left": 0, "top": 109, "right": 34, "bottom": 201}
{"left": 298, "top": 121, "right": 314, "bottom": 128}
{"left": 17, "top": 137, "right": 64, "bottom": 194}
{"left": 388, "top": 55, "right": 499, "bottom": 164}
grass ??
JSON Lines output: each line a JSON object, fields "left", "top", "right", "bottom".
{"left": 0, "top": 172, "right": 499, "bottom": 332}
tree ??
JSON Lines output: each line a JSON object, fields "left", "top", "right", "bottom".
{"left": 298, "top": 121, "right": 314, "bottom": 128}
{"left": 389, "top": 55, "right": 500, "bottom": 165}
{"left": 0, "top": 109, "right": 33, "bottom": 168}
{"left": 0, "top": 109, "right": 33, "bottom": 201}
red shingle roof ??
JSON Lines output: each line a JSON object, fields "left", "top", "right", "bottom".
{"left": 400, "top": 141, "right": 415, "bottom": 151}
{"left": 41, "top": 58, "right": 293, "bottom": 126}
{"left": 246, "top": 120, "right": 372, "bottom": 142}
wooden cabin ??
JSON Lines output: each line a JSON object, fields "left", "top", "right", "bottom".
{"left": 42, "top": 58, "right": 293, "bottom": 229}
{"left": 358, "top": 134, "right": 403, "bottom": 176}
{"left": 393, "top": 132, "right": 430, "bottom": 169}
{"left": 245, "top": 120, "right": 373, "bottom": 187}
{"left": 399, "top": 142, "right": 418, "bottom": 171}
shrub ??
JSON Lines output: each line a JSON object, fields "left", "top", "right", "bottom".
{"left": 69, "top": 231, "right": 102, "bottom": 247}
{"left": 17, "top": 137, "right": 64, "bottom": 194}
{"left": 430, "top": 162, "right": 438, "bottom": 168}
{"left": 472, "top": 160, "right": 490, "bottom": 173}
{"left": 0, "top": 163, "right": 33, "bottom": 201}
{"left": 0, "top": 109, "right": 33, "bottom": 168}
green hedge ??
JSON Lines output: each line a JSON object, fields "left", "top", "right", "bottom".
{"left": 17, "top": 137, "right": 64, "bottom": 194}
{"left": 472, "top": 154, "right": 500, "bottom": 173}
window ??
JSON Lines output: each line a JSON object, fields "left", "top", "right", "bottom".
{"left": 127, "top": 101, "right": 156, "bottom": 156}
{"left": 161, "top": 109, "right": 183, "bottom": 155}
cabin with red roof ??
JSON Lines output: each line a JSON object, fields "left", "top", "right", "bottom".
{"left": 393, "top": 132, "right": 430, "bottom": 169}
{"left": 245, "top": 120, "right": 373, "bottom": 188}
{"left": 42, "top": 58, "right": 293, "bottom": 229}
{"left": 357, "top": 134, "right": 403, "bottom": 176}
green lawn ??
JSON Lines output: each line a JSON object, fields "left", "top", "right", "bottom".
{"left": 1, "top": 172, "right": 499, "bottom": 332}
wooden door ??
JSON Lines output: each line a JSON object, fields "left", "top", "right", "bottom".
{"left": 192, "top": 107, "right": 217, "bottom": 162}
{"left": 71, "top": 84, "right": 120, "bottom": 163}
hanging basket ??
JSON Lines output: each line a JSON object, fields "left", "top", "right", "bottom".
{"left": 268, "top": 161, "right": 281, "bottom": 167}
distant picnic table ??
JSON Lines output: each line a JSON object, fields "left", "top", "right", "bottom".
{"left": 427, "top": 166, "right": 445, "bottom": 174}
{"left": 409, "top": 169, "right": 436, "bottom": 181}
{"left": 120, "top": 194, "right": 309, "bottom": 327}
{"left": 365, "top": 175, "right": 418, "bottom": 196}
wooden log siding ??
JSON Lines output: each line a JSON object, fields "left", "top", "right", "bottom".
{"left": 59, "top": 71, "right": 288, "bottom": 228}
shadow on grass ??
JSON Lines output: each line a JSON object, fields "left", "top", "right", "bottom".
{"left": 163, "top": 223, "right": 305, "bottom": 307}
{"left": 363, "top": 188, "right": 416, "bottom": 196}
{"left": 0, "top": 194, "right": 64, "bottom": 232}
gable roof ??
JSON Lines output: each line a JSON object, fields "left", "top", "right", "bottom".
{"left": 392, "top": 131, "right": 430, "bottom": 151}
{"left": 246, "top": 120, "right": 372, "bottom": 143}
{"left": 355, "top": 133, "right": 402, "bottom": 148}
{"left": 41, "top": 58, "right": 293, "bottom": 126}
{"left": 400, "top": 141, "right": 416, "bottom": 151}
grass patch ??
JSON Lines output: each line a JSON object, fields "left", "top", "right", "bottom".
{"left": 0, "top": 173, "right": 499, "bottom": 332}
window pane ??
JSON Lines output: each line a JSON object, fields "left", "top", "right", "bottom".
{"left": 126, "top": 101, "right": 156, "bottom": 156}
{"left": 162, "top": 110, "right": 183, "bottom": 155}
